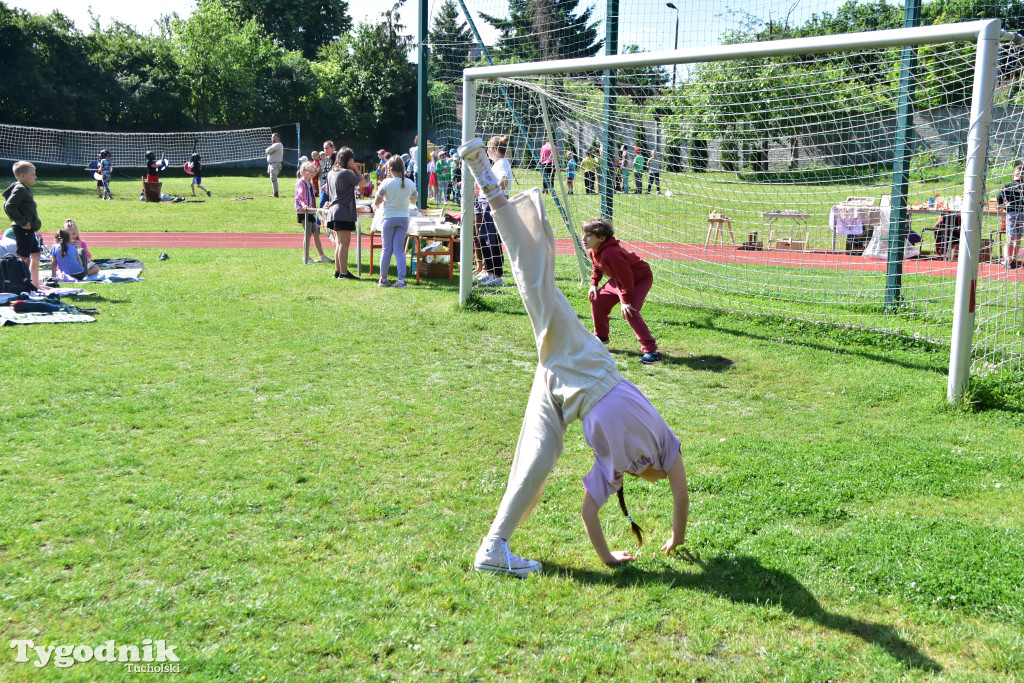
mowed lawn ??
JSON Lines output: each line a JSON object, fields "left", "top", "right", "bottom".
{"left": 1, "top": 174, "right": 1022, "bottom": 680}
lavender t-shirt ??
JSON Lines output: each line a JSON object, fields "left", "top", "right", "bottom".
{"left": 581, "top": 379, "right": 681, "bottom": 507}
{"left": 49, "top": 244, "right": 84, "bottom": 276}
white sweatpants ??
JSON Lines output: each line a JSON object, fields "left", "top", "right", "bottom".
{"left": 487, "top": 189, "right": 623, "bottom": 540}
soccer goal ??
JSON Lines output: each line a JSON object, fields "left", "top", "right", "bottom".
{"left": 0, "top": 123, "right": 300, "bottom": 169}
{"left": 460, "top": 19, "right": 1024, "bottom": 402}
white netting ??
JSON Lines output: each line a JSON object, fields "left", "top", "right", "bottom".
{"left": 467, "top": 38, "right": 1024, "bottom": 376}
{"left": 0, "top": 124, "right": 296, "bottom": 168}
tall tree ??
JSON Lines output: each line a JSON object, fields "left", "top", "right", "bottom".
{"left": 479, "top": 0, "right": 603, "bottom": 63}
{"left": 0, "top": 4, "right": 106, "bottom": 127}
{"left": 220, "top": 0, "right": 352, "bottom": 60}
{"left": 429, "top": 0, "right": 474, "bottom": 84}
{"left": 86, "top": 19, "right": 193, "bottom": 130}
{"left": 172, "top": 0, "right": 285, "bottom": 125}
{"left": 311, "top": 8, "right": 416, "bottom": 145}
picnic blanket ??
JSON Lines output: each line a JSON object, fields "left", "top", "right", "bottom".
{"left": 93, "top": 258, "right": 144, "bottom": 270}
{"left": 0, "top": 289, "right": 94, "bottom": 305}
{"left": 0, "top": 308, "right": 94, "bottom": 325}
{"left": 0, "top": 295, "right": 95, "bottom": 325}
{"left": 81, "top": 268, "right": 144, "bottom": 283}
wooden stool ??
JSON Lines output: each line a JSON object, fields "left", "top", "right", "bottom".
{"left": 705, "top": 216, "right": 736, "bottom": 247}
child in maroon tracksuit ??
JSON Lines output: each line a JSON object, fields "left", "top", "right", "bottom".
{"left": 583, "top": 218, "right": 661, "bottom": 364}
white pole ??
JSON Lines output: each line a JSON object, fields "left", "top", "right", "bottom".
{"left": 459, "top": 76, "right": 477, "bottom": 306}
{"left": 948, "top": 19, "right": 1003, "bottom": 402}
{"left": 464, "top": 21, "right": 1012, "bottom": 81}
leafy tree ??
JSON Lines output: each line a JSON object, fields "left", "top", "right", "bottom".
{"left": 616, "top": 45, "right": 669, "bottom": 105}
{"left": 311, "top": 8, "right": 416, "bottom": 145}
{"left": 479, "top": 0, "right": 603, "bottom": 63}
{"left": 219, "top": 0, "right": 352, "bottom": 60}
{"left": 0, "top": 3, "right": 106, "bottom": 127}
{"left": 171, "top": 0, "right": 285, "bottom": 125}
{"left": 917, "top": 0, "right": 1024, "bottom": 106}
{"left": 428, "top": 0, "right": 474, "bottom": 84}
{"left": 85, "top": 20, "right": 193, "bottom": 130}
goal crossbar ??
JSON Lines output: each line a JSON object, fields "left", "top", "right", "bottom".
{"left": 463, "top": 20, "right": 1016, "bottom": 81}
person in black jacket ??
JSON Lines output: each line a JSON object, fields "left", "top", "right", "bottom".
{"left": 188, "top": 154, "right": 211, "bottom": 197}
{"left": 996, "top": 162, "right": 1024, "bottom": 268}
{"left": 3, "top": 161, "right": 42, "bottom": 288}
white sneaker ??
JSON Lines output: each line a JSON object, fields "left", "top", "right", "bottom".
{"left": 474, "top": 271, "right": 490, "bottom": 283}
{"left": 318, "top": 255, "right": 334, "bottom": 263}
{"left": 457, "top": 139, "right": 502, "bottom": 201}
{"left": 474, "top": 536, "right": 542, "bottom": 577}
{"left": 478, "top": 274, "right": 499, "bottom": 286}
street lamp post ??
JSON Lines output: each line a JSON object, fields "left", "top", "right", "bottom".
{"left": 666, "top": 2, "right": 679, "bottom": 87}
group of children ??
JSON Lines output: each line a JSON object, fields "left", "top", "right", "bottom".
{"left": 534, "top": 145, "right": 663, "bottom": 197}
{"left": 87, "top": 150, "right": 212, "bottom": 202}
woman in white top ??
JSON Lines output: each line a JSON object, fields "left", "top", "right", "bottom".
{"left": 474, "top": 134, "right": 512, "bottom": 286}
{"left": 373, "top": 155, "right": 418, "bottom": 288}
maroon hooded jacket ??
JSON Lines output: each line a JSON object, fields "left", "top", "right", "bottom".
{"left": 588, "top": 236, "right": 652, "bottom": 305}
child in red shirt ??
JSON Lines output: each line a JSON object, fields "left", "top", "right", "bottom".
{"left": 583, "top": 218, "right": 661, "bottom": 364}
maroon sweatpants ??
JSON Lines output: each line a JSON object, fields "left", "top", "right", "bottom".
{"left": 590, "top": 275, "right": 656, "bottom": 353}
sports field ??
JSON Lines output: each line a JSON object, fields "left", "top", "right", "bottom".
{"left": 2, "top": 173, "right": 1022, "bottom": 680}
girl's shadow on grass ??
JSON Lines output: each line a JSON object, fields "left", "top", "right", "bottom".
{"left": 665, "top": 354, "right": 735, "bottom": 372}
{"left": 544, "top": 553, "right": 941, "bottom": 674}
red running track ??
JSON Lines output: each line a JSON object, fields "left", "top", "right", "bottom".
{"left": 86, "top": 233, "right": 1019, "bottom": 280}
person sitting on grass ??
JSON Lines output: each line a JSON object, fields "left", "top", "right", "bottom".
{"left": 996, "top": 161, "right": 1024, "bottom": 268}
{"left": 583, "top": 218, "right": 662, "bottom": 364}
{"left": 50, "top": 225, "right": 99, "bottom": 280}
{"left": 3, "top": 161, "right": 43, "bottom": 289}
{"left": 458, "top": 137, "right": 689, "bottom": 577}
{"left": 295, "top": 161, "right": 331, "bottom": 265}
{"left": 62, "top": 219, "right": 93, "bottom": 267}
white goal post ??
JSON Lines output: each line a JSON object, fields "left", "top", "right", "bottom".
{"left": 459, "top": 20, "right": 1020, "bottom": 403}
{"left": 0, "top": 123, "right": 301, "bottom": 169}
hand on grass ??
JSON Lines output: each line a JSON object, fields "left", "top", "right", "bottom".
{"left": 661, "top": 534, "right": 686, "bottom": 555}
{"left": 588, "top": 285, "right": 598, "bottom": 300}
{"left": 621, "top": 303, "right": 637, "bottom": 318}
{"left": 604, "top": 550, "right": 636, "bottom": 566}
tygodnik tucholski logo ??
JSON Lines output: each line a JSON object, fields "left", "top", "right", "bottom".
{"left": 9, "top": 638, "right": 181, "bottom": 672}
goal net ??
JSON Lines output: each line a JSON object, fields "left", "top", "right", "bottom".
{"left": 0, "top": 123, "right": 299, "bottom": 168}
{"left": 462, "top": 21, "right": 1024, "bottom": 397}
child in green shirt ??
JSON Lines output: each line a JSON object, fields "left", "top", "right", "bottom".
{"left": 632, "top": 148, "right": 645, "bottom": 195}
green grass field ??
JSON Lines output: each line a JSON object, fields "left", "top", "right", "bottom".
{"left": 2, "top": 173, "right": 1022, "bottom": 680}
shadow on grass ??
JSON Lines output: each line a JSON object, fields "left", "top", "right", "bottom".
{"left": 663, "top": 314, "right": 947, "bottom": 375}
{"left": 666, "top": 354, "right": 736, "bottom": 372}
{"left": 545, "top": 553, "right": 942, "bottom": 673}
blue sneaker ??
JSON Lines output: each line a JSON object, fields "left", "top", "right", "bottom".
{"left": 639, "top": 351, "right": 662, "bottom": 365}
